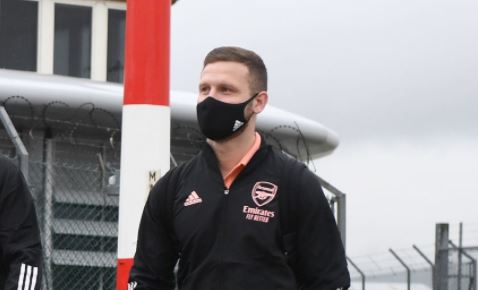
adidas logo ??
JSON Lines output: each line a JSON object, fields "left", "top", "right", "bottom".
{"left": 184, "top": 191, "right": 203, "bottom": 206}
{"left": 232, "top": 120, "right": 244, "bottom": 132}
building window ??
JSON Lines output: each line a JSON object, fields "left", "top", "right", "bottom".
{"left": 0, "top": 0, "right": 38, "bottom": 71}
{"left": 54, "top": 4, "right": 92, "bottom": 78}
{"left": 107, "top": 9, "right": 126, "bottom": 83}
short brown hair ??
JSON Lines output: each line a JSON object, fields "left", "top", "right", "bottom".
{"left": 203, "top": 46, "right": 268, "bottom": 93}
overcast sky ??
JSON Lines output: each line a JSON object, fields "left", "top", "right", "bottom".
{"left": 169, "top": 0, "right": 478, "bottom": 261}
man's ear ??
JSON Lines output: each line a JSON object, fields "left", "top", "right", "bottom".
{"left": 253, "top": 91, "right": 268, "bottom": 114}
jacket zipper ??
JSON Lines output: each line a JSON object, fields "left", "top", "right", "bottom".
{"left": 218, "top": 186, "right": 230, "bottom": 289}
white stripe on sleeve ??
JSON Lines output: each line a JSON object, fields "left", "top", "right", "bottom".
{"left": 24, "top": 265, "right": 32, "bottom": 290}
{"left": 30, "top": 267, "right": 38, "bottom": 290}
{"left": 17, "top": 263, "right": 26, "bottom": 290}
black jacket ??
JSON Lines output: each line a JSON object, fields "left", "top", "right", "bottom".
{"left": 130, "top": 138, "right": 350, "bottom": 290}
{"left": 0, "top": 157, "right": 42, "bottom": 290}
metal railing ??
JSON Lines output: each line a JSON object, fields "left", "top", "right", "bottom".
{"left": 347, "top": 223, "right": 478, "bottom": 290}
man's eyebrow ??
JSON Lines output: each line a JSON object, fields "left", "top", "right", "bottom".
{"left": 219, "top": 83, "right": 236, "bottom": 89}
{"left": 199, "top": 82, "right": 238, "bottom": 90}
{"left": 220, "top": 82, "right": 241, "bottom": 90}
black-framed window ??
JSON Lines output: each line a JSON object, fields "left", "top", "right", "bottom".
{"left": 107, "top": 9, "right": 126, "bottom": 83}
{"left": 0, "top": 0, "right": 38, "bottom": 71}
{"left": 54, "top": 4, "right": 92, "bottom": 78}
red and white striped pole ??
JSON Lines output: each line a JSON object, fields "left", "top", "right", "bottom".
{"left": 117, "top": 1, "right": 171, "bottom": 289}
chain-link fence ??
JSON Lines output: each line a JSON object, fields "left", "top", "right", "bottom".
{"left": 6, "top": 137, "right": 120, "bottom": 290}
{"left": 443, "top": 223, "right": 477, "bottom": 290}
{"left": 347, "top": 223, "right": 478, "bottom": 290}
{"left": 348, "top": 245, "right": 435, "bottom": 290}
{"left": 32, "top": 151, "right": 119, "bottom": 289}
{"left": 447, "top": 246, "right": 476, "bottom": 290}
{"left": 0, "top": 90, "right": 122, "bottom": 288}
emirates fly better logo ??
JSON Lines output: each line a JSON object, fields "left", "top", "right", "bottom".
{"left": 251, "top": 181, "right": 278, "bottom": 207}
{"left": 244, "top": 182, "right": 278, "bottom": 223}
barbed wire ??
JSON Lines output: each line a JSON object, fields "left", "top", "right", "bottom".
{"left": 267, "top": 123, "right": 314, "bottom": 166}
{"left": 348, "top": 243, "right": 440, "bottom": 278}
{"left": 1, "top": 95, "right": 316, "bottom": 164}
{"left": 348, "top": 241, "right": 478, "bottom": 282}
{"left": 2, "top": 95, "right": 36, "bottom": 129}
{"left": 1, "top": 95, "right": 121, "bottom": 147}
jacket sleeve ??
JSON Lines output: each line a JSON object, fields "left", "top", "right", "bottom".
{"left": 129, "top": 170, "right": 179, "bottom": 290}
{"left": 0, "top": 162, "right": 43, "bottom": 290}
{"left": 292, "top": 166, "right": 350, "bottom": 290}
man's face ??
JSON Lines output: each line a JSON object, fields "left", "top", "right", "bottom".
{"left": 198, "top": 61, "right": 252, "bottom": 104}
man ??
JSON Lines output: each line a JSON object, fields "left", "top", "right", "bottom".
{"left": 130, "top": 46, "right": 350, "bottom": 289}
{"left": 0, "top": 156, "right": 42, "bottom": 290}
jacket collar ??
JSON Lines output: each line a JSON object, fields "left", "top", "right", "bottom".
{"left": 201, "top": 132, "right": 272, "bottom": 182}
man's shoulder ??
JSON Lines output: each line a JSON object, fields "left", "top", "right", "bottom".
{"left": 268, "top": 149, "right": 322, "bottom": 190}
{"left": 150, "top": 153, "right": 202, "bottom": 193}
{"left": 171, "top": 152, "right": 203, "bottom": 177}
{"left": 269, "top": 148, "right": 307, "bottom": 171}
{"left": 0, "top": 156, "right": 26, "bottom": 201}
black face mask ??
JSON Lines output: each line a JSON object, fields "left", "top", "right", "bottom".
{"left": 196, "top": 93, "right": 258, "bottom": 141}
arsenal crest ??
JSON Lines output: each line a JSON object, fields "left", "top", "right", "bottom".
{"left": 251, "top": 181, "right": 278, "bottom": 207}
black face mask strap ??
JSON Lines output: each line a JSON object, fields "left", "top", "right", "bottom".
{"left": 243, "top": 92, "right": 260, "bottom": 121}
{"left": 245, "top": 92, "right": 260, "bottom": 104}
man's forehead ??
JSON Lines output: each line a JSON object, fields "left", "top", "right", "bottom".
{"left": 202, "top": 61, "right": 249, "bottom": 76}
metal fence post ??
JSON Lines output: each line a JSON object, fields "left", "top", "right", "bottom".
{"left": 43, "top": 139, "right": 54, "bottom": 290}
{"left": 317, "top": 176, "right": 346, "bottom": 247}
{"left": 472, "top": 259, "right": 477, "bottom": 290}
{"left": 389, "top": 249, "right": 411, "bottom": 290}
{"left": 413, "top": 244, "right": 435, "bottom": 290}
{"left": 435, "top": 223, "right": 449, "bottom": 290}
{"left": 459, "top": 223, "right": 463, "bottom": 290}
{"left": 0, "top": 106, "right": 29, "bottom": 182}
{"left": 336, "top": 193, "right": 346, "bottom": 246}
{"left": 347, "top": 256, "right": 366, "bottom": 290}
{"left": 460, "top": 249, "right": 477, "bottom": 290}
{"left": 450, "top": 241, "right": 477, "bottom": 290}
